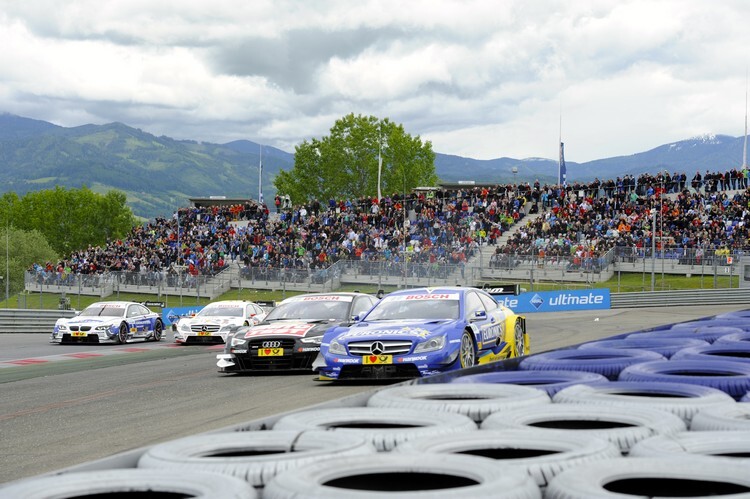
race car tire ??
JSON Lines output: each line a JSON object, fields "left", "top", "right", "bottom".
{"left": 151, "top": 319, "right": 163, "bottom": 342}
{"left": 618, "top": 359, "right": 750, "bottom": 399}
{"left": 714, "top": 331, "right": 750, "bottom": 344}
{"left": 671, "top": 342, "right": 750, "bottom": 364}
{"left": 544, "top": 457, "right": 750, "bottom": 499}
{"left": 629, "top": 430, "right": 750, "bottom": 463}
{"left": 459, "top": 330, "right": 476, "bottom": 368}
{"left": 627, "top": 326, "right": 744, "bottom": 344}
{"left": 480, "top": 403, "right": 686, "bottom": 453}
{"left": 366, "top": 383, "right": 550, "bottom": 422}
{"left": 394, "top": 429, "right": 620, "bottom": 487}
{"left": 137, "top": 430, "right": 376, "bottom": 487}
{"left": 263, "top": 452, "right": 541, "bottom": 499}
{"left": 690, "top": 403, "right": 750, "bottom": 431}
{"left": 117, "top": 322, "right": 128, "bottom": 344}
{"left": 513, "top": 320, "right": 526, "bottom": 358}
{"left": 449, "top": 370, "right": 609, "bottom": 397}
{"left": 577, "top": 337, "right": 709, "bottom": 358}
{"left": 518, "top": 347, "right": 665, "bottom": 380}
{"left": 0, "top": 469, "right": 256, "bottom": 498}
{"left": 551, "top": 381, "right": 736, "bottom": 423}
{"left": 272, "top": 407, "right": 478, "bottom": 451}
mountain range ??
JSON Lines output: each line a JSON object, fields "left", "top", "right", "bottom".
{"left": 1, "top": 112, "right": 747, "bottom": 219}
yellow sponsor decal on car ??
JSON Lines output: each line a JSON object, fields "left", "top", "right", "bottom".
{"left": 72, "top": 332, "right": 86, "bottom": 337}
{"left": 363, "top": 355, "right": 392, "bottom": 365}
{"left": 258, "top": 348, "right": 284, "bottom": 357}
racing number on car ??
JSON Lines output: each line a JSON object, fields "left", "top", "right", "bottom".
{"left": 363, "top": 355, "right": 392, "bottom": 365}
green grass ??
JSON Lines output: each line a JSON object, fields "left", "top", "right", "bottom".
{"left": 0, "top": 273, "right": 740, "bottom": 310}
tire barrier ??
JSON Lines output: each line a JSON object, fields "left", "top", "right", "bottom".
{"left": 670, "top": 321, "right": 750, "bottom": 332}
{"left": 714, "top": 330, "right": 750, "bottom": 344}
{"left": 0, "top": 469, "right": 256, "bottom": 498}
{"left": 551, "top": 381, "right": 736, "bottom": 423}
{"left": 365, "top": 383, "right": 550, "bottom": 423}
{"left": 742, "top": 391, "right": 750, "bottom": 402}
{"left": 545, "top": 457, "right": 750, "bottom": 499}
{"left": 272, "top": 407, "right": 478, "bottom": 451}
{"left": 137, "top": 430, "right": 376, "bottom": 487}
{"left": 618, "top": 359, "right": 750, "bottom": 399}
{"left": 629, "top": 431, "right": 750, "bottom": 465}
{"left": 518, "top": 347, "right": 665, "bottom": 380}
{"left": 577, "top": 337, "right": 709, "bottom": 358}
{"left": 627, "top": 326, "right": 743, "bottom": 344}
{"left": 671, "top": 342, "right": 750, "bottom": 364}
{"left": 262, "top": 453, "right": 541, "bottom": 499}
{"left": 480, "top": 403, "right": 686, "bottom": 453}
{"left": 690, "top": 403, "right": 750, "bottom": 431}
{"left": 716, "top": 310, "right": 750, "bottom": 320}
{"left": 393, "top": 429, "right": 620, "bottom": 488}
{"left": 449, "top": 370, "right": 609, "bottom": 397}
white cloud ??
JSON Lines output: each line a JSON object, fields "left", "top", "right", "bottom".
{"left": 1, "top": 0, "right": 749, "bottom": 163}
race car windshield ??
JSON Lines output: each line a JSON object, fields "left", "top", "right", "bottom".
{"left": 79, "top": 306, "right": 125, "bottom": 318}
{"left": 197, "top": 307, "right": 243, "bottom": 318}
{"left": 265, "top": 300, "right": 349, "bottom": 321}
{"left": 364, "top": 299, "right": 459, "bottom": 321}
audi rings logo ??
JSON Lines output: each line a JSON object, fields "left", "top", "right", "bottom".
{"left": 262, "top": 340, "right": 282, "bottom": 348}
{"left": 370, "top": 341, "right": 385, "bottom": 355}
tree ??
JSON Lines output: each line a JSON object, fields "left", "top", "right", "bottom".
{"left": 0, "top": 226, "right": 58, "bottom": 299}
{"left": 1, "top": 186, "right": 137, "bottom": 256}
{"left": 274, "top": 114, "right": 438, "bottom": 203}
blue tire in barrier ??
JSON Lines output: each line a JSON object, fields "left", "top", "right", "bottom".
{"left": 578, "top": 337, "right": 708, "bottom": 359}
{"left": 450, "top": 370, "right": 609, "bottom": 397}
{"left": 627, "top": 327, "right": 744, "bottom": 344}
{"left": 671, "top": 320, "right": 750, "bottom": 332}
{"left": 714, "top": 331, "right": 750, "bottom": 344}
{"left": 671, "top": 342, "right": 750, "bottom": 364}
{"left": 618, "top": 359, "right": 750, "bottom": 399}
{"left": 519, "top": 348, "right": 665, "bottom": 380}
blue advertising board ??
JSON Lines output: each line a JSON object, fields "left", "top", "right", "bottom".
{"left": 162, "top": 305, "right": 205, "bottom": 326}
{"left": 491, "top": 288, "right": 611, "bottom": 313}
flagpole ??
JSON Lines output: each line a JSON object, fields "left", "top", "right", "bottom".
{"left": 743, "top": 70, "right": 748, "bottom": 168}
{"left": 259, "top": 144, "right": 264, "bottom": 204}
{"left": 377, "top": 125, "right": 383, "bottom": 201}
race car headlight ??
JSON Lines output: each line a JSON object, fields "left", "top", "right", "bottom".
{"left": 57, "top": 324, "right": 68, "bottom": 331}
{"left": 328, "top": 339, "right": 346, "bottom": 355}
{"left": 231, "top": 336, "right": 247, "bottom": 347}
{"left": 178, "top": 323, "right": 191, "bottom": 332}
{"left": 413, "top": 334, "right": 447, "bottom": 353}
{"left": 94, "top": 325, "right": 111, "bottom": 331}
{"left": 301, "top": 336, "right": 323, "bottom": 345}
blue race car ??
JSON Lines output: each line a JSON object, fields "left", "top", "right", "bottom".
{"left": 314, "top": 286, "right": 529, "bottom": 380}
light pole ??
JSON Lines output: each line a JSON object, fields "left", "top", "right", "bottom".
{"left": 5, "top": 217, "right": 9, "bottom": 304}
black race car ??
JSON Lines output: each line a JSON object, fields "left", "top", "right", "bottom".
{"left": 216, "top": 292, "right": 378, "bottom": 373}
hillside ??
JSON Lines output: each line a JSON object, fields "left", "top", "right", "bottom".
{"left": 1, "top": 113, "right": 747, "bottom": 219}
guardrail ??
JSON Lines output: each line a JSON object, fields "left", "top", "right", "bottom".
{"left": 0, "top": 308, "right": 76, "bottom": 334}
{"left": 610, "top": 288, "right": 750, "bottom": 308}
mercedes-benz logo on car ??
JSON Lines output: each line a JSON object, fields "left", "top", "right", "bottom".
{"left": 370, "top": 341, "right": 385, "bottom": 355}
{"left": 201, "top": 325, "right": 208, "bottom": 332}
{"left": 262, "top": 340, "right": 282, "bottom": 348}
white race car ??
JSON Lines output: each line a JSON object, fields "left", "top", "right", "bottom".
{"left": 174, "top": 300, "right": 268, "bottom": 345}
{"left": 51, "top": 301, "right": 164, "bottom": 344}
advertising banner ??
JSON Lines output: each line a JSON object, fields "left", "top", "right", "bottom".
{"left": 492, "top": 288, "right": 611, "bottom": 313}
{"left": 162, "top": 305, "right": 204, "bottom": 326}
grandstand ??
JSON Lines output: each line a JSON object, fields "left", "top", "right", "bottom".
{"left": 25, "top": 170, "right": 749, "bottom": 299}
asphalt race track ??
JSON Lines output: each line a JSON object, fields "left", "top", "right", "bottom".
{"left": 0, "top": 304, "right": 746, "bottom": 485}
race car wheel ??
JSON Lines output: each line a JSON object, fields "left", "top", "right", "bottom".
{"left": 263, "top": 453, "right": 540, "bottom": 499}
{"left": 518, "top": 347, "right": 665, "bottom": 380}
{"left": 395, "top": 429, "right": 620, "bottom": 487}
{"left": 481, "top": 403, "right": 686, "bottom": 453}
{"left": 629, "top": 430, "right": 750, "bottom": 462}
{"left": 151, "top": 319, "right": 163, "bottom": 342}
{"left": 690, "top": 403, "right": 750, "bottom": 431}
{"left": 117, "top": 322, "right": 128, "bottom": 344}
{"left": 137, "top": 430, "right": 377, "bottom": 487}
{"left": 618, "top": 359, "right": 750, "bottom": 399}
{"left": 551, "top": 381, "right": 736, "bottom": 423}
{"left": 450, "top": 369, "right": 609, "bottom": 397}
{"left": 272, "top": 407, "right": 478, "bottom": 451}
{"left": 577, "top": 337, "right": 709, "bottom": 359}
{"left": 0, "top": 469, "right": 256, "bottom": 498}
{"left": 459, "top": 331, "right": 476, "bottom": 369}
{"left": 545, "top": 457, "right": 750, "bottom": 499}
{"left": 366, "top": 383, "right": 550, "bottom": 422}
{"left": 513, "top": 320, "right": 526, "bottom": 358}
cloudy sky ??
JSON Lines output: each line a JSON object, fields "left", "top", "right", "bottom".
{"left": 2, "top": 0, "right": 750, "bottom": 163}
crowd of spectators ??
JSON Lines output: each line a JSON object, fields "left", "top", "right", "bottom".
{"left": 30, "top": 166, "right": 750, "bottom": 286}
